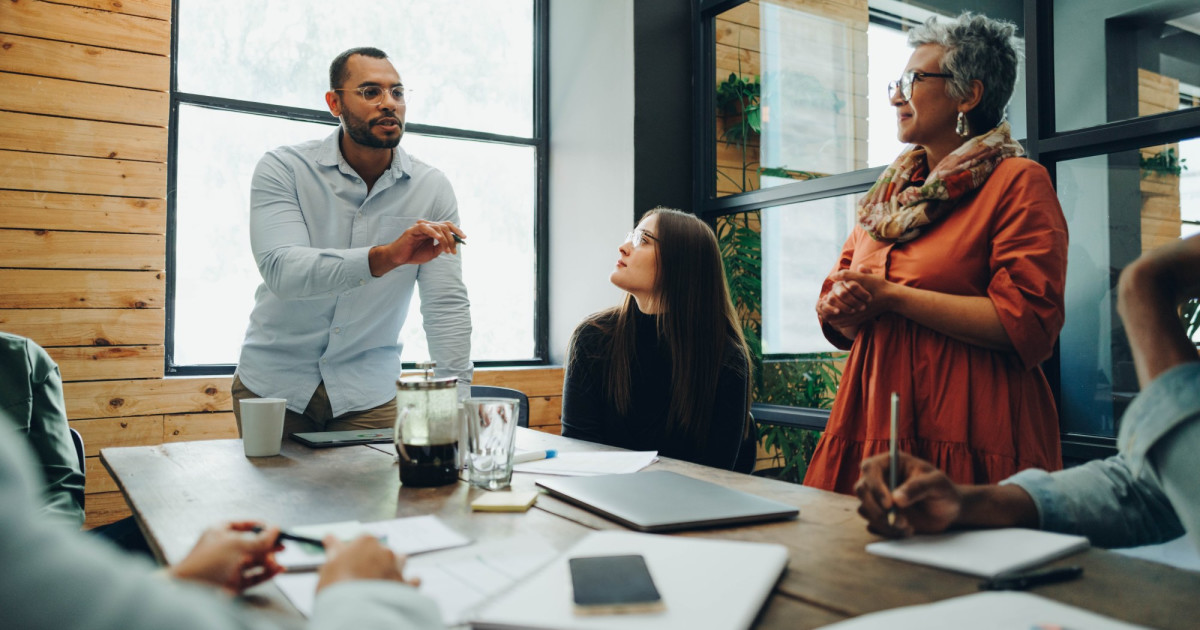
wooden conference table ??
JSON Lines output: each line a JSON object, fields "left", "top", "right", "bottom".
{"left": 101, "top": 429, "right": 1200, "bottom": 629}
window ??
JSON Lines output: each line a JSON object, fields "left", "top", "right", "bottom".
{"left": 168, "top": 0, "right": 548, "bottom": 372}
{"left": 698, "top": 0, "right": 1200, "bottom": 460}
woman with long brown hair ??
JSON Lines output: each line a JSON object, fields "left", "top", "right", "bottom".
{"left": 561, "top": 207, "right": 756, "bottom": 472}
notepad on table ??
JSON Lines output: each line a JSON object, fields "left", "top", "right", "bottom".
{"left": 471, "top": 489, "right": 539, "bottom": 512}
{"left": 865, "top": 528, "right": 1089, "bottom": 578}
{"left": 470, "top": 530, "right": 789, "bottom": 630}
{"left": 813, "top": 591, "right": 1150, "bottom": 630}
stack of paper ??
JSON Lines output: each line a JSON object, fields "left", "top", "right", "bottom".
{"left": 865, "top": 528, "right": 1089, "bottom": 578}
{"left": 512, "top": 451, "right": 658, "bottom": 476}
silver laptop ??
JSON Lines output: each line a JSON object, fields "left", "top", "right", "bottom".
{"left": 536, "top": 470, "right": 799, "bottom": 533}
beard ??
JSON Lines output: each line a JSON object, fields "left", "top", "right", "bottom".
{"left": 341, "top": 108, "right": 402, "bottom": 149}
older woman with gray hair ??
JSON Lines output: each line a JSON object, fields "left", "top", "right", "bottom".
{"left": 805, "top": 13, "right": 1069, "bottom": 494}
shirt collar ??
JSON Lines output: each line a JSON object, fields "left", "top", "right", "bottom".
{"left": 316, "top": 127, "right": 413, "bottom": 181}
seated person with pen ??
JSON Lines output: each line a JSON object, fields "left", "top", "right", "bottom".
{"left": 561, "top": 208, "right": 757, "bottom": 473}
{"left": 856, "top": 234, "right": 1200, "bottom": 552}
{"left": 0, "top": 431, "right": 442, "bottom": 629}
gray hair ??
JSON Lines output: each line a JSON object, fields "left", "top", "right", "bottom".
{"left": 908, "top": 12, "right": 1022, "bottom": 133}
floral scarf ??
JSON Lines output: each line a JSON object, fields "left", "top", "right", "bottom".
{"left": 857, "top": 121, "right": 1024, "bottom": 242}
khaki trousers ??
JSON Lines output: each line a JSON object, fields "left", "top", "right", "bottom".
{"left": 231, "top": 375, "right": 396, "bottom": 436}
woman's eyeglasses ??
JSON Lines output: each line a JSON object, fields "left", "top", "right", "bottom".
{"left": 625, "top": 229, "right": 659, "bottom": 248}
{"left": 887, "top": 70, "right": 954, "bottom": 103}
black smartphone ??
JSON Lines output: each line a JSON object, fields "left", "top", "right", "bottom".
{"left": 568, "top": 554, "right": 665, "bottom": 615}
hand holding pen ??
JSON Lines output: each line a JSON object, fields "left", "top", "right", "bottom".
{"left": 853, "top": 450, "right": 965, "bottom": 538}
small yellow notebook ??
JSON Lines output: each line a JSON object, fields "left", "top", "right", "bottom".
{"left": 470, "top": 489, "right": 539, "bottom": 512}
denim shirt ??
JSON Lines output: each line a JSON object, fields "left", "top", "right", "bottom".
{"left": 1007, "top": 361, "right": 1200, "bottom": 549}
{"left": 237, "top": 129, "right": 472, "bottom": 417}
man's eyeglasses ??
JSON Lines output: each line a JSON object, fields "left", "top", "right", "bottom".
{"left": 625, "top": 229, "right": 659, "bottom": 248}
{"left": 887, "top": 70, "right": 954, "bottom": 103}
{"left": 333, "top": 85, "right": 406, "bottom": 105}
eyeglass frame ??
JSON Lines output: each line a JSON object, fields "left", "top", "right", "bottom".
{"left": 887, "top": 70, "right": 954, "bottom": 103}
{"left": 625, "top": 229, "right": 659, "bottom": 248}
{"left": 332, "top": 84, "right": 407, "bottom": 105}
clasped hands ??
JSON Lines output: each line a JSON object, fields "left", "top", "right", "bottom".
{"left": 168, "top": 521, "right": 418, "bottom": 595}
{"left": 816, "top": 266, "right": 896, "bottom": 337}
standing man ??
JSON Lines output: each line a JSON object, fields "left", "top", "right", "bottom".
{"left": 234, "top": 47, "right": 472, "bottom": 436}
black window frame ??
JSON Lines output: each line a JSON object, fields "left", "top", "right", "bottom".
{"left": 693, "top": 0, "right": 1200, "bottom": 461}
{"left": 165, "top": 0, "right": 551, "bottom": 376}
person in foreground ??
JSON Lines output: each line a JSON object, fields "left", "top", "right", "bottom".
{"left": 805, "top": 13, "right": 1068, "bottom": 494}
{"left": 0, "top": 431, "right": 442, "bottom": 629}
{"left": 856, "top": 234, "right": 1200, "bottom": 551}
{"left": 561, "top": 207, "right": 756, "bottom": 472}
{"left": 234, "top": 46, "right": 472, "bottom": 437}
{"left": 0, "top": 331, "right": 85, "bottom": 528}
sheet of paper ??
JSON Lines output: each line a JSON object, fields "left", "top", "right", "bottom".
{"left": 274, "top": 515, "right": 470, "bottom": 572}
{"left": 512, "top": 451, "right": 657, "bottom": 476}
{"left": 405, "top": 533, "right": 559, "bottom": 626}
{"left": 814, "top": 591, "right": 1150, "bottom": 630}
{"left": 274, "top": 533, "right": 558, "bottom": 626}
{"left": 865, "top": 528, "right": 1089, "bottom": 578}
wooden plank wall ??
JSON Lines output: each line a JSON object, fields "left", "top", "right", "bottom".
{"left": 0, "top": 0, "right": 564, "bottom": 529}
{"left": 1137, "top": 68, "right": 1182, "bottom": 254}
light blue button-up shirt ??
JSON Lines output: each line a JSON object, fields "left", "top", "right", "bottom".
{"left": 236, "top": 129, "right": 472, "bottom": 418}
{"left": 1007, "top": 361, "right": 1200, "bottom": 549}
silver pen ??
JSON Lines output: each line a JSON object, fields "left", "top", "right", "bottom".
{"left": 888, "top": 392, "right": 899, "bottom": 527}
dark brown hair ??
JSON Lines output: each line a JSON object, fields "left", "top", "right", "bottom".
{"left": 329, "top": 47, "right": 389, "bottom": 90}
{"left": 570, "top": 207, "right": 751, "bottom": 447}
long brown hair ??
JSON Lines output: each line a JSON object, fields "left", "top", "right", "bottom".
{"left": 570, "top": 208, "right": 751, "bottom": 447}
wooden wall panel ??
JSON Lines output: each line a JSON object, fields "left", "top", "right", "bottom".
{"left": 0, "top": 72, "right": 168, "bottom": 126}
{"left": 85, "top": 457, "right": 118, "bottom": 494}
{"left": 47, "top": 345, "right": 165, "bottom": 381}
{"left": 0, "top": 33, "right": 168, "bottom": 90}
{"left": 84, "top": 491, "right": 132, "bottom": 529}
{"left": 164, "top": 412, "right": 240, "bottom": 442}
{"left": 64, "top": 377, "right": 232, "bottom": 420}
{"left": 0, "top": 270, "right": 162, "bottom": 309}
{"left": 0, "top": 229, "right": 164, "bottom": 270}
{"left": 50, "top": 0, "right": 171, "bottom": 21}
{"left": 0, "top": 309, "right": 164, "bottom": 346}
{"left": 72, "top": 415, "right": 164, "bottom": 456}
{"left": 0, "top": 191, "right": 165, "bottom": 234}
{"left": 473, "top": 367, "right": 565, "bottom": 397}
{"left": 529, "top": 396, "right": 563, "bottom": 428}
{"left": 0, "top": 149, "right": 165, "bottom": 198}
{"left": 0, "top": 112, "right": 168, "bottom": 163}
{"left": 0, "top": 0, "right": 169, "bottom": 56}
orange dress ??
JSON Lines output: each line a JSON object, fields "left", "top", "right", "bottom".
{"left": 803, "top": 158, "right": 1068, "bottom": 494}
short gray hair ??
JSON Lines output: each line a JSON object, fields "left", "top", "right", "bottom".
{"left": 908, "top": 12, "right": 1022, "bottom": 133}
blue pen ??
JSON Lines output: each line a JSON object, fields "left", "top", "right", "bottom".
{"left": 512, "top": 449, "right": 557, "bottom": 464}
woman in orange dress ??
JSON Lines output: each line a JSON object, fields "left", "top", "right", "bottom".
{"left": 803, "top": 13, "right": 1068, "bottom": 494}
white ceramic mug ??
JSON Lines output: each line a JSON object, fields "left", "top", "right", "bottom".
{"left": 240, "top": 398, "right": 287, "bottom": 457}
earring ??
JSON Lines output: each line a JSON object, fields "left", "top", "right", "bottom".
{"left": 956, "top": 112, "right": 970, "bottom": 138}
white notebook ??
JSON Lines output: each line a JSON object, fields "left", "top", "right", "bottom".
{"left": 814, "top": 591, "right": 1149, "bottom": 630}
{"left": 470, "top": 530, "right": 789, "bottom": 630}
{"left": 865, "top": 528, "right": 1089, "bottom": 578}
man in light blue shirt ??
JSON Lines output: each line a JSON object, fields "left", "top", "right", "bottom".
{"left": 855, "top": 234, "right": 1200, "bottom": 552}
{"left": 234, "top": 47, "right": 472, "bottom": 434}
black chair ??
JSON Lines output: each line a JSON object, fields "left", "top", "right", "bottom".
{"left": 470, "top": 385, "right": 530, "bottom": 428}
{"left": 69, "top": 427, "right": 85, "bottom": 510}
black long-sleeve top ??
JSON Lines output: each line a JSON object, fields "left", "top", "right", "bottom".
{"left": 561, "top": 310, "right": 756, "bottom": 473}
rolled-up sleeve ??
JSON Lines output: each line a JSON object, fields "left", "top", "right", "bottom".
{"left": 417, "top": 177, "right": 473, "bottom": 396}
{"left": 986, "top": 162, "right": 1068, "bottom": 370}
{"left": 249, "top": 153, "right": 374, "bottom": 300}
{"left": 1005, "top": 362, "right": 1200, "bottom": 548}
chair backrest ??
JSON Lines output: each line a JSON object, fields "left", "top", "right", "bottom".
{"left": 69, "top": 427, "right": 85, "bottom": 510}
{"left": 469, "top": 385, "right": 530, "bottom": 428}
